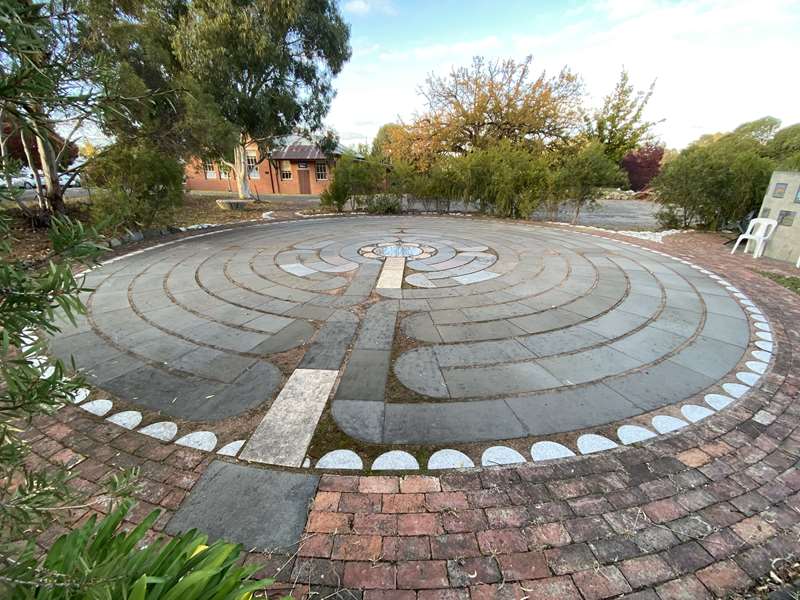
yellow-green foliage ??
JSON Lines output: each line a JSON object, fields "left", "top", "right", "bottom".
{"left": 86, "top": 143, "right": 184, "bottom": 232}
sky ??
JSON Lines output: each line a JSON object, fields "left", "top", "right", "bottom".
{"left": 326, "top": 0, "right": 800, "bottom": 150}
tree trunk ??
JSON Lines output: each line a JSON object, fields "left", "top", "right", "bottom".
{"left": 233, "top": 137, "right": 250, "bottom": 200}
{"left": 572, "top": 201, "right": 582, "bottom": 225}
{"left": 19, "top": 129, "right": 46, "bottom": 211}
{"left": 0, "top": 108, "right": 12, "bottom": 189}
{"left": 31, "top": 121, "right": 66, "bottom": 214}
{"left": 0, "top": 111, "right": 33, "bottom": 217}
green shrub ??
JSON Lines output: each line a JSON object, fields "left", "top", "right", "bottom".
{"left": 653, "top": 136, "right": 774, "bottom": 230}
{"left": 86, "top": 143, "right": 183, "bottom": 232}
{"left": 366, "top": 194, "right": 401, "bottom": 214}
{"left": 321, "top": 154, "right": 385, "bottom": 212}
{"left": 319, "top": 174, "right": 349, "bottom": 212}
{"left": 4, "top": 501, "right": 271, "bottom": 599}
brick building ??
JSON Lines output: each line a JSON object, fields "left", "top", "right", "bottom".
{"left": 184, "top": 135, "right": 350, "bottom": 196}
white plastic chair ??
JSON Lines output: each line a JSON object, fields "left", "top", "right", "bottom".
{"left": 730, "top": 218, "right": 777, "bottom": 258}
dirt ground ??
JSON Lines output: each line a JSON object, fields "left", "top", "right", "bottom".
{"left": 2, "top": 193, "right": 322, "bottom": 262}
{"left": 535, "top": 198, "right": 662, "bottom": 230}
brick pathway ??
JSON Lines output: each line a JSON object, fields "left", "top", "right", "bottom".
{"left": 23, "top": 226, "right": 800, "bottom": 599}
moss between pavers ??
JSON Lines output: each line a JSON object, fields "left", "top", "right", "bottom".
{"left": 756, "top": 270, "right": 800, "bottom": 295}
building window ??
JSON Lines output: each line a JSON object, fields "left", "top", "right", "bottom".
{"left": 297, "top": 161, "right": 308, "bottom": 169}
{"left": 778, "top": 210, "right": 796, "bottom": 227}
{"left": 315, "top": 162, "right": 328, "bottom": 180}
{"left": 204, "top": 161, "right": 216, "bottom": 179}
{"left": 246, "top": 153, "right": 259, "bottom": 179}
{"left": 773, "top": 183, "right": 787, "bottom": 198}
{"left": 280, "top": 160, "right": 292, "bottom": 180}
{"left": 795, "top": 186, "right": 800, "bottom": 204}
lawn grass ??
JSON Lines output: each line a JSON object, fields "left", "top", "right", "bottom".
{"left": 757, "top": 270, "right": 800, "bottom": 295}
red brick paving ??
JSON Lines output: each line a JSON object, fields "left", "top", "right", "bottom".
{"left": 23, "top": 228, "right": 800, "bottom": 598}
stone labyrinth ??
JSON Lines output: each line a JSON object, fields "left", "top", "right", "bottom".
{"left": 50, "top": 216, "right": 771, "bottom": 471}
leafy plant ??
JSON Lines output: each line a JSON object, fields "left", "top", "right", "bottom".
{"left": 621, "top": 144, "right": 664, "bottom": 191}
{"left": 555, "top": 140, "right": 624, "bottom": 224}
{"left": 320, "top": 154, "right": 384, "bottom": 212}
{"left": 366, "top": 194, "right": 401, "bottom": 214}
{"left": 2, "top": 501, "right": 271, "bottom": 599}
{"left": 85, "top": 142, "right": 184, "bottom": 232}
{"left": 653, "top": 124, "right": 776, "bottom": 229}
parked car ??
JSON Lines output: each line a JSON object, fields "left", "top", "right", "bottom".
{"left": 58, "top": 172, "right": 81, "bottom": 187}
{"left": 0, "top": 171, "right": 35, "bottom": 189}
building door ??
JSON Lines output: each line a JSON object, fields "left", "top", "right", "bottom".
{"left": 298, "top": 168, "right": 311, "bottom": 194}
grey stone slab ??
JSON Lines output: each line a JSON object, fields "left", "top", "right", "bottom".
{"left": 537, "top": 346, "right": 641, "bottom": 384}
{"left": 104, "top": 358, "right": 276, "bottom": 421}
{"left": 135, "top": 335, "right": 198, "bottom": 364}
{"left": 170, "top": 347, "right": 257, "bottom": 382}
{"left": 562, "top": 294, "right": 619, "bottom": 319}
{"left": 82, "top": 352, "right": 147, "bottom": 385}
{"left": 242, "top": 313, "right": 295, "bottom": 333}
{"left": 382, "top": 399, "right": 527, "bottom": 444}
{"left": 610, "top": 328, "right": 685, "bottom": 363}
{"left": 332, "top": 399, "right": 385, "bottom": 443}
{"left": 433, "top": 339, "right": 535, "bottom": 367}
{"left": 299, "top": 320, "right": 357, "bottom": 369}
{"left": 335, "top": 349, "right": 390, "bottom": 401}
{"left": 581, "top": 309, "right": 648, "bottom": 339}
{"left": 518, "top": 326, "right": 607, "bottom": 357}
{"left": 604, "top": 360, "right": 717, "bottom": 412}
{"left": 355, "top": 304, "right": 398, "bottom": 350}
{"left": 286, "top": 303, "right": 335, "bottom": 321}
{"left": 166, "top": 461, "right": 319, "bottom": 551}
{"left": 401, "top": 313, "right": 442, "bottom": 343}
{"left": 443, "top": 361, "right": 562, "bottom": 397}
{"left": 614, "top": 293, "right": 662, "bottom": 318}
{"left": 437, "top": 319, "right": 527, "bottom": 343}
{"left": 669, "top": 336, "right": 745, "bottom": 380}
{"left": 506, "top": 384, "right": 641, "bottom": 435}
{"left": 393, "top": 348, "right": 449, "bottom": 397}
{"left": 48, "top": 330, "right": 122, "bottom": 370}
{"left": 700, "top": 312, "right": 750, "bottom": 348}
{"left": 430, "top": 309, "right": 467, "bottom": 325}
{"left": 250, "top": 320, "right": 315, "bottom": 354}
{"left": 646, "top": 307, "right": 701, "bottom": 338}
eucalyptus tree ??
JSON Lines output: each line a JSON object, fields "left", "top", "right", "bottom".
{"left": 172, "top": 0, "right": 351, "bottom": 199}
{"left": 585, "top": 69, "right": 659, "bottom": 164}
{"left": 0, "top": 0, "right": 130, "bottom": 216}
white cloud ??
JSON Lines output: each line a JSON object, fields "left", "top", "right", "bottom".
{"left": 343, "top": 0, "right": 396, "bottom": 16}
{"left": 328, "top": 0, "right": 800, "bottom": 149}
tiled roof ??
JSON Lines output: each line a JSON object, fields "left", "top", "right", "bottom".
{"left": 269, "top": 135, "right": 351, "bottom": 160}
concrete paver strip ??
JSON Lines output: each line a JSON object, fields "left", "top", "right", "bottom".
{"left": 240, "top": 368, "right": 338, "bottom": 467}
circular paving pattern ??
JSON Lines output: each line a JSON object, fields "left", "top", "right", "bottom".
{"left": 46, "top": 217, "right": 767, "bottom": 470}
